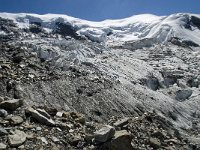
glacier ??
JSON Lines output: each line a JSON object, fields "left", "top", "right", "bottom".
{"left": 0, "top": 12, "right": 200, "bottom": 132}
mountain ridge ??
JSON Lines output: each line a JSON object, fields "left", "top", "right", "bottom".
{"left": 0, "top": 12, "right": 200, "bottom": 45}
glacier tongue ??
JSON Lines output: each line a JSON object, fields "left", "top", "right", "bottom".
{"left": 0, "top": 13, "right": 200, "bottom": 45}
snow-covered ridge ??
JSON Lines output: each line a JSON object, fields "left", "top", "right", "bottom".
{"left": 0, "top": 12, "right": 200, "bottom": 45}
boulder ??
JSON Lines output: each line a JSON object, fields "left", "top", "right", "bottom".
{"left": 94, "top": 125, "right": 115, "bottom": 143}
{"left": 56, "top": 111, "right": 63, "bottom": 117}
{"left": 36, "top": 127, "right": 42, "bottom": 131}
{"left": 0, "top": 143, "right": 6, "bottom": 150}
{"left": 26, "top": 107, "right": 55, "bottom": 126}
{"left": 36, "top": 109, "right": 51, "bottom": 119}
{"left": 0, "top": 99, "right": 23, "bottom": 111}
{"left": 9, "top": 116, "right": 24, "bottom": 125}
{"left": 51, "top": 136, "right": 60, "bottom": 143}
{"left": 146, "top": 77, "right": 160, "bottom": 91}
{"left": 40, "top": 137, "right": 48, "bottom": 145}
{"left": 103, "top": 130, "right": 133, "bottom": 150}
{"left": 8, "top": 130, "right": 26, "bottom": 147}
{"left": 25, "top": 107, "right": 34, "bottom": 115}
{"left": 18, "top": 145, "right": 25, "bottom": 149}
{"left": 175, "top": 89, "right": 193, "bottom": 101}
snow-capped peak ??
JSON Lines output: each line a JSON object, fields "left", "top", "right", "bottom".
{"left": 0, "top": 12, "right": 200, "bottom": 45}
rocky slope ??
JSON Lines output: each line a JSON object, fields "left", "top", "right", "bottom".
{"left": 0, "top": 99, "right": 197, "bottom": 149}
{"left": 0, "top": 13, "right": 200, "bottom": 149}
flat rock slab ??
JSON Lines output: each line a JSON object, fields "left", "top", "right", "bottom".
{"left": 26, "top": 107, "right": 55, "bottom": 126}
{"left": 8, "top": 130, "right": 26, "bottom": 147}
{"left": 36, "top": 109, "right": 51, "bottom": 119}
{"left": 0, "top": 99, "right": 23, "bottom": 111}
{"left": 113, "top": 118, "right": 130, "bottom": 127}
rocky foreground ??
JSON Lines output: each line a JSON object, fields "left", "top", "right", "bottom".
{"left": 0, "top": 97, "right": 198, "bottom": 150}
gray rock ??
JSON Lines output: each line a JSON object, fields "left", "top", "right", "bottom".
{"left": 177, "top": 79, "right": 187, "bottom": 88}
{"left": 36, "top": 127, "right": 42, "bottom": 131}
{"left": 26, "top": 107, "right": 55, "bottom": 126}
{"left": 41, "top": 137, "right": 48, "bottom": 145}
{"left": 8, "top": 130, "right": 26, "bottom": 147}
{"left": 18, "top": 145, "right": 25, "bottom": 149}
{"left": 149, "top": 137, "right": 161, "bottom": 149}
{"left": 0, "top": 99, "right": 23, "bottom": 111}
{"left": 0, "top": 127, "right": 8, "bottom": 136}
{"left": 70, "top": 135, "right": 82, "bottom": 146}
{"left": 113, "top": 118, "right": 130, "bottom": 128}
{"left": 103, "top": 130, "right": 133, "bottom": 150}
{"left": 175, "top": 89, "right": 193, "bottom": 101}
{"left": 36, "top": 109, "right": 51, "bottom": 119}
{"left": 94, "top": 125, "right": 115, "bottom": 143}
{"left": 56, "top": 112, "right": 63, "bottom": 117}
{"left": 10, "top": 116, "right": 23, "bottom": 125}
{"left": 51, "top": 136, "right": 59, "bottom": 143}
{"left": 146, "top": 77, "right": 160, "bottom": 91}
{"left": 0, "top": 109, "right": 8, "bottom": 117}
{"left": 0, "top": 143, "right": 6, "bottom": 150}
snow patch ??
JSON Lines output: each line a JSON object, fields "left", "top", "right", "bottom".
{"left": 0, "top": 31, "right": 7, "bottom": 35}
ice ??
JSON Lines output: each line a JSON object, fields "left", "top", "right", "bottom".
{"left": 0, "top": 31, "right": 7, "bottom": 35}
{"left": 0, "top": 12, "right": 200, "bottom": 46}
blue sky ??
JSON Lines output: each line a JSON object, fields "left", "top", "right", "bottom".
{"left": 0, "top": 0, "right": 199, "bottom": 21}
